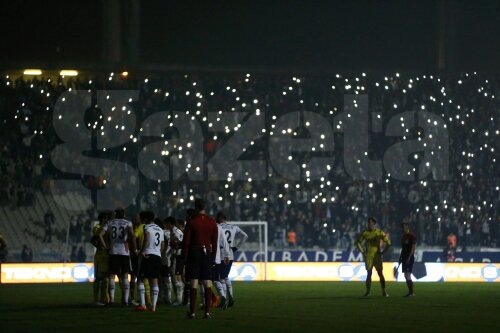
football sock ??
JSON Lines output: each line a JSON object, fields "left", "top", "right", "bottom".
{"left": 380, "top": 275, "right": 386, "bottom": 290}
{"left": 365, "top": 271, "right": 372, "bottom": 294}
{"left": 165, "top": 278, "right": 172, "bottom": 303}
{"left": 204, "top": 287, "right": 212, "bottom": 314}
{"left": 226, "top": 279, "right": 233, "bottom": 299}
{"left": 189, "top": 288, "right": 197, "bottom": 314}
{"left": 214, "top": 281, "right": 226, "bottom": 297}
{"left": 175, "top": 281, "right": 183, "bottom": 304}
{"left": 138, "top": 282, "right": 146, "bottom": 306}
{"left": 151, "top": 284, "right": 159, "bottom": 309}
{"left": 122, "top": 277, "right": 130, "bottom": 304}
{"left": 109, "top": 277, "right": 116, "bottom": 303}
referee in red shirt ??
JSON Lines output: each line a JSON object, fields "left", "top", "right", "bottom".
{"left": 183, "top": 198, "right": 218, "bottom": 319}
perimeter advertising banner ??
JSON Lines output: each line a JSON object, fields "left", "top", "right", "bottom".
{"left": 0, "top": 263, "right": 94, "bottom": 284}
{"left": 1, "top": 262, "right": 499, "bottom": 284}
{"left": 235, "top": 250, "right": 500, "bottom": 263}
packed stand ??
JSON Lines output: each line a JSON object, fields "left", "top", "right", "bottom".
{"left": 0, "top": 71, "right": 498, "bottom": 251}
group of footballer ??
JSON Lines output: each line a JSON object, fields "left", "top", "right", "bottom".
{"left": 90, "top": 199, "right": 248, "bottom": 319}
{"left": 356, "top": 217, "right": 417, "bottom": 298}
{"left": 90, "top": 201, "right": 416, "bottom": 319}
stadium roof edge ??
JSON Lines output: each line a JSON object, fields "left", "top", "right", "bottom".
{"left": 0, "top": 61, "right": 476, "bottom": 76}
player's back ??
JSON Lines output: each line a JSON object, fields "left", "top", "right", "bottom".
{"left": 184, "top": 214, "right": 218, "bottom": 251}
{"left": 106, "top": 218, "right": 132, "bottom": 255}
{"left": 216, "top": 224, "right": 231, "bottom": 261}
{"left": 143, "top": 223, "right": 164, "bottom": 256}
{"left": 218, "top": 223, "right": 240, "bottom": 246}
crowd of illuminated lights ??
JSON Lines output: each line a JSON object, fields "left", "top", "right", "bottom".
{"left": 3, "top": 71, "right": 498, "bottom": 224}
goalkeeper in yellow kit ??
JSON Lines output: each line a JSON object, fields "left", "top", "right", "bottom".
{"left": 356, "top": 217, "right": 391, "bottom": 297}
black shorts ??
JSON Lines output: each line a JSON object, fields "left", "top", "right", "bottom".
{"left": 160, "top": 265, "right": 171, "bottom": 278}
{"left": 174, "top": 255, "right": 185, "bottom": 276}
{"left": 402, "top": 256, "right": 415, "bottom": 273}
{"left": 130, "top": 253, "right": 139, "bottom": 275}
{"left": 215, "top": 260, "right": 233, "bottom": 280}
{"left": 138, "top": 254, "right": 162, "bottom": 279}
{"left": 185, "top": 250, "right": 213, "bottom": 281}
{"left": 109, "top": 255, "right": 132, "bottom": 275}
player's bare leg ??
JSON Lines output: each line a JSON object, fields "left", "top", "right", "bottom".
{"left": 364, "top": 269, "right": 372, "bottom": 296}
{"left": 404, "top": 272, "right": 414, "bottom": 297}
{"left": 93, "top": 277, "right": 103, "bottom": 305}
{"left": 375, "top": 266, "right": 388, "bottom": 297}
{"left": 101, "top": 278, "right": 110, "bottom": 304}
{"left": 93, "top": 274, "right": 107, "bottom": 305}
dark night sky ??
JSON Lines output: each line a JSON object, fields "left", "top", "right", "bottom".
{"left": 1, "top": 0, "right": 500, "bottom": 71}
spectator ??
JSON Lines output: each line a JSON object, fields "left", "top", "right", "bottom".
{"left": 69, "top": 216, "right": 78, "bottom": 244}
{"left": 0, "top": 73, "right": 498, "bottom": 250}
{"left": 273, "top": 226, "right": 285, "bottom": 249}
{"left": 464, "top": 223, "right": 472, "bottom": 249}
{"left": 447, "top": 232, "right": 457, "bottom": 249}
{"left": 70, "top": 246, "right": 78, "bottom": 262}
{"left": 0, "top": 233, "right": 7, "bottom": 262}
{"left": 287, "top": 229, "right": 297, "bottom": 248}
{"left": 77, "top": 246, "right": 86, "bottom": 262}
{"left": 481, "top": 220, "right": 490, "bottom": 246}
{"left": 446, "top": 232, "right": 457, "bottom": 263}
{"left": 21, "top": 244, "right": 33, "bottom": 262}
{"left": 43, "top": 210, "right": 54, "bottom": 243}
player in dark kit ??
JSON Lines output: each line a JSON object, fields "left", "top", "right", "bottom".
{"left": 400, "top": 221, "right": 416, "bottom": 297}
{"left": 182, "top": 198, "right": 219, "bottom": 319}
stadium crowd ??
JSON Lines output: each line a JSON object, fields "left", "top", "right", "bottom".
{"left": 0, "top": 71, "right": 498, "bottom": 252}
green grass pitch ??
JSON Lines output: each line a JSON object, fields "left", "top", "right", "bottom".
{"left": 1, "top": 282, "right": 499, "bottom": 333}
